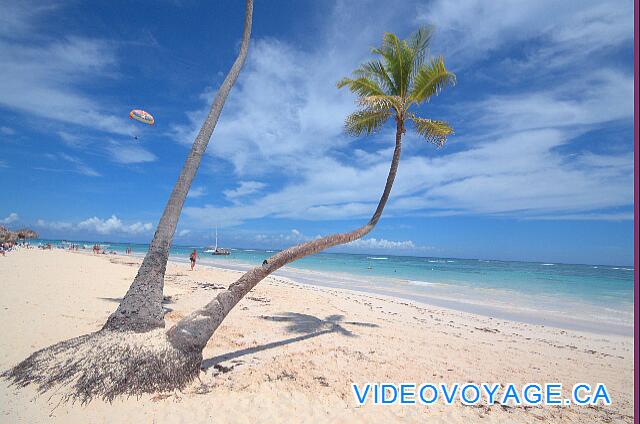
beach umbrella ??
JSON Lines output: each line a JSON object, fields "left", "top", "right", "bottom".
{"left": 16, "top": 228, "right": 38, "bottom": 240}
{"left": 0, "top": 226, "right": 18, "bottom": 243}
{"left": 0, "top": 226, "right": 10, "bottom": 242}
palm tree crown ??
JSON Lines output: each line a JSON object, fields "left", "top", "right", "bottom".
{"left": 337, "top": 26, "right": 456, "bottom": 146}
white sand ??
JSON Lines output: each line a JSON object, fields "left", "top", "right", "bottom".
{"left": 0, "top": 249, "right": 634, "bottom": 423}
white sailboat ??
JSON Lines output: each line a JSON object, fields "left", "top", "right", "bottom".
{"left": 204, "top": 226, "right": 230, "bottom": 255}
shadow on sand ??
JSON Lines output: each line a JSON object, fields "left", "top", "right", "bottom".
{"left": 201, "top": 312, "right": 378, "bottom": 370}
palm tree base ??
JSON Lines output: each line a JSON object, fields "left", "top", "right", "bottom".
{"left": 2, "top": 328, "right": 202, "bottom": 404}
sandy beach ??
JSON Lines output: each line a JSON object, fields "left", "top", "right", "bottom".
{"left": 0, "top": 248, "right": 634, "bottom": 423}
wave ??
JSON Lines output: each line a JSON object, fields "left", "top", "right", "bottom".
{"left": 367, "top": 257, "right": 388, "bottom": 260}
{"left": 612, "top": 267, "right": 633, "bottom": 271}
{"left": 83, "top": 244, "right": 110, "bottom": 249}
{"left": 541, "top": 263, "right": 555, "bottom": 266}
{"left": 243, "top": 249, "right": 256, "bottom": 252}
{"left": 404, "top": 279, "right": 447, "bottom": 287}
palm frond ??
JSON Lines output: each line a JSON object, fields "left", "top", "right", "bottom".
{"left": 409, "top": 26, "right": 434, "bottom": 56}
{"left": 409, "top": 26, "right": 434, "bottom": 81}
{"left": 371, "top": 32, "right": 413, "bottom": 97}
{"left": 390, "top": 33, "right": 412, "bottom": 97}
{"left": 364, "top": 27, "right": 433, "bottom": 98}
{"left": 410, "top": 56, "right": 456, "bottom": 104}
{"left": 337, "top": 76, "right": 386, "bottom": 97}
{"left": 357, "top": 95, "right": 402, "bottom": 113}
{"left": 345, "top": 108, "right": 392, "bottom": 136}
{"left": 353, "top": 60, "right": 397, "bottom": 94}
{"left": 339, "top": 28, "right": 455, "bottom": 143}
{"left": 410, "top": 115, "right": 453, "bottom": 147}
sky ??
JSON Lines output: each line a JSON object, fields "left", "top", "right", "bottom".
{"left": 0, "top": 0, "right": 634, "bottom": 265}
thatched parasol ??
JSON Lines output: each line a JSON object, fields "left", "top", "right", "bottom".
{"left": 16, "top": 228, "right": 38, "bottom": 240}
{"left": 0, "top": 226, "right": 37, "bottom": 242}
{"left": 0, "top": 226, "right": 18, "bottom": 243}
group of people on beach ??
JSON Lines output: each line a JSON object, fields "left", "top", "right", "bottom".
{"left": 91, "top": 244, "right": 119, "bottom": 255}
{"left": 1, "top": 241, "right": 139, "bottom": 257}
{"left": 0, "top": 241, "right": 35, "bottom": 256}
{"left": 0, "top": 241, "right": 15, "bottom": 256}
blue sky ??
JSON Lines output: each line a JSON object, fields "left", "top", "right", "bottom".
{"left": 0, "top": 0, "right": 634, "bottom": 265}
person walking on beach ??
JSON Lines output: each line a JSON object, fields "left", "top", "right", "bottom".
{"left": 189, "top": 249, "right": 197, "bottom": 271}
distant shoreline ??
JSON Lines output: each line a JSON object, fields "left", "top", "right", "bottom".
{"left": 33, "top": 238, "right": 634, "bottom": 268}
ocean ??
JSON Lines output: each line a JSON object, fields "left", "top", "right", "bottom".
{"left": 39, "top": 239, "right": 634, "bottom": 335}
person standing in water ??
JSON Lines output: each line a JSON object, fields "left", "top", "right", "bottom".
{"left": 189, "top": 249, "right": 197, "bottom": 271}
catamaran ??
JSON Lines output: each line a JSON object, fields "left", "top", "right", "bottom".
{"left": 204, "top": 226, "right": 230, "bottom": 255}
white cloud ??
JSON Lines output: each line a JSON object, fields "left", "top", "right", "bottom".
{"left": 0, "top": 2, "right": 56, "bottom": 38}
{"left": 36, "top": 152, "right": 101, "bottom": 177}
{"left": 57, "top": 131, "right": 84, "bottom": 148}
{"left": 57, "top": 153, "right": 101, "bottom": 177}
{"left": 392, "top": 129, "right": 633, "bottom": 216}
{"left": 223, "top": 181, "right": 265, "bottom": 200}
{"left": 0, "top": 126, "right": 15, "bottom": 135}
{"left": 347, "top": 238, "right": 416, "bottom": 250}
{"left": 178, "top": 229, "right": 191, "bottom": 237}
{"left": 35, "top": 219, "right": 73, "bottom": 231}
{"left": 252, "top": 229, "right": 425, "bottom": 252}
{"left": 105, "top": 142, "right": 157, "bottom": 164}
{"left": 55, "top": 134, "right": 157, "bottom": 165}
{"left": 523, "top": 212, "right": 633, "bottom": 221}
{"left": 173, "top": 0, "right": 632, "bottom": 230}
{"left": 0, "top": 4, "right": 130, "bottom": 136}
{"left": 36, "top": 215, "right": 152, "bottom": 235}
{"left": 1, "top": 212, "right": 19, "bottom": 224}
{"left": 184, "top": 127, "right": 632, "bottom": 226}
{"left": 473, "top": 70, "right": 632, "bottom": 133}
{"left": 77, "top": 216, "right": 152, "bottom": 235}
{"left": 421, "top": 0, "right": 633, "bottom": 70}
{"left": 187, "top": 186, "right": 207, "bottom": 199}
{"left": 170, "top": 38, "right": 357, "bottom": 176}
{"left": 254, "top": 229, "right": 311, "bottom": 244}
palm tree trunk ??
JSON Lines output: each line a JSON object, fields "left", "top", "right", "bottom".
{"left": 104, "top": 0, "right": 254, "bottom": 333}
{"left": 168, "top": 119, "right": 404, "bottom": 351}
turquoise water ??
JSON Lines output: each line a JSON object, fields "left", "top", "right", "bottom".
{"left": 40, "top": 239, "right": 634, "bottom": 334}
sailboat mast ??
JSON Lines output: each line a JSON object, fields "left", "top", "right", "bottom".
{"left": 215, "top": 226, "right": 218, "bottom": 250}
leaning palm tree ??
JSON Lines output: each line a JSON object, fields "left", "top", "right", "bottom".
{"left": 104, "top": 1, "right": 253, "bottom": 333}
{"left": 4, "top": 0, "right": 254, "bottom": 402}
{"left": 166, "top": 26, "right": 456, "bottom": 362}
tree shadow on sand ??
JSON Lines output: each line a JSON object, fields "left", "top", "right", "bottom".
{"left": 201, "top": 313, "right": 378, "bottom": 369}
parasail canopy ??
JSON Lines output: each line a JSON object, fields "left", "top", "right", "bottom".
{"left": 129, "top": 109, "right": 155, "bottom": 125}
